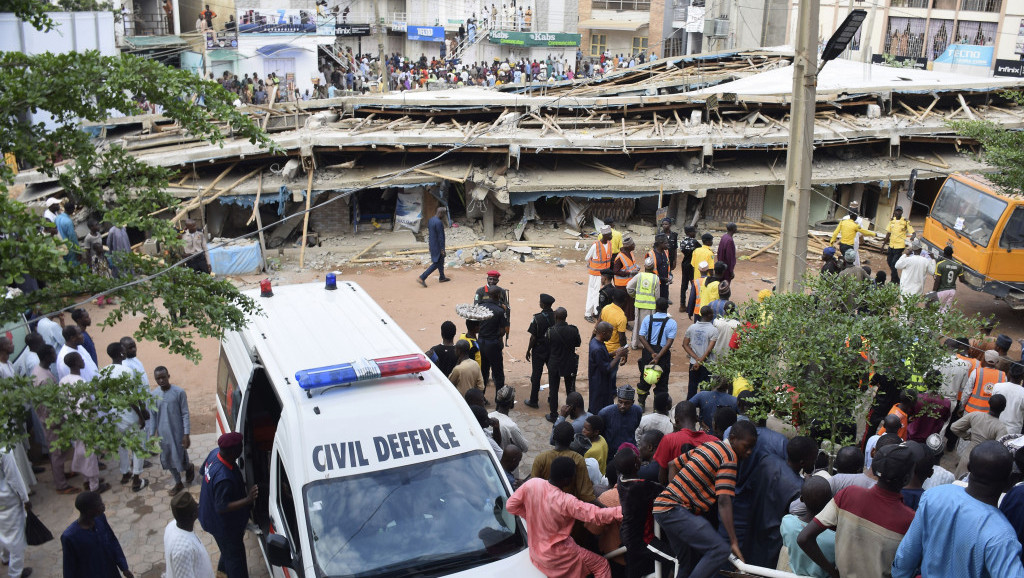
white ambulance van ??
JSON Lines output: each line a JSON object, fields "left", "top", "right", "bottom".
{"left": 214, "top": 279, "right": 541, "bottom": 577}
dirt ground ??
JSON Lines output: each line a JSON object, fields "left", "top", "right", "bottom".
{"left": 81, "top": 222, "right": 1024, "bottom": 440}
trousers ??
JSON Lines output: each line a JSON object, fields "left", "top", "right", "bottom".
{"left": 419, "top": 257, "right": 446, "bottom": 281}
{"left": 547, "top": 366, "right": 576, "bottom": 416}
{"left": 213, "top": 529, "right": 249, "bottom": 578}
{"left": 887, "top": 248, "right": 903, "bottom": 284}
{"left": 688, "top": 364, "right": 710, "bottom": 400}
{"left": 654, "top": 507, "right": 730, "bottom": 578}
{"left": 478, "top": 337, "right": 505, "bottom": 390}
{"left": 528, "top": 352, "right": 549, "bottom": 404}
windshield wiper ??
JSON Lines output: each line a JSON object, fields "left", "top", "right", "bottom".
{"left": 377, "top": 551, "right": 491, "bottom": 578}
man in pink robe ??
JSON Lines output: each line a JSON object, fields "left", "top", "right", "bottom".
{"left": 507, "top": 456, "right": 622, "bottom": 578}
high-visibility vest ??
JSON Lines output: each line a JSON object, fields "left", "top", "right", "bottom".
{"left": 955, "top": 354, "right": 980, "bottom": 402}
{"left": 692, "top": 276, "right": 707, "bottom": 315}
{"left": 877, "top": 404, "right": 909, "bottom": 439}
{"left": 647, "top": 248, "right": 670, "bottom": 272}
{"left": 965, "top": 366, "right": 1007, "bottom": 413}
{"left": 613, "top": 252, "right": 640, "bottom": 287}
{"left": 634, "top": 272, "right": 658, "bottom": 310}
{"left": 588, "top": 241, "right": 612, "bottom": 276}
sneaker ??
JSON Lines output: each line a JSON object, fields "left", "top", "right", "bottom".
{"left": 56, "top": 486, "right": 82, "bottom": 495}
{"left": 120, "top": 473, "right": 132, "bottom": 485}
{"left": 523, "top": 399, "right": 540, "bottom": 409}
{"left": 168, "top": 482, "right": 185, "bottom": 496}
{"left": 132, "top": 477, "right": 149, "bottom": 492}
{"left": 185, "top": 463, "right": 196, "bottom": 484}
{"left": 439, "top": 277, "right": 452, "bottom": 283}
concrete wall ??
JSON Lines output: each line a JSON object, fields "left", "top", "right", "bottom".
{"left": 0, "top": 11, "right": 116, "bottom": 54}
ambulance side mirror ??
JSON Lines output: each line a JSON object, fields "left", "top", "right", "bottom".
{"left": 266, "top": 534, "right": 294, "bottom": 568}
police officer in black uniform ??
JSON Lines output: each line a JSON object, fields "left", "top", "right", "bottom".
{"left": 477, "top": 290, "right": 510, "bottom": 404}
{"left": 678, "top": 225, "right": 700, "bottom": 313}
{"left": 525, "top": 294, "right": 556, "bottom": 409}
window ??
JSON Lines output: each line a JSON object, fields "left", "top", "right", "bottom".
{"left": 931, "top": 179, "right": 1007, "bottom": 246}
{"left": 664, "top": 35, "right": 685, "bottom": 57}
{"left": 960, "top": 0, "right": 1001, "bottom": 12}
{"left": 632, "top": 36, "right": 648, "bottom": 54}
{"left": 277, "top": 458, "right": 300, "bottom": 547}
{"left": 216, "top": 346, "right": 242, "bottom": 430}
{"left": 926, "top": 19, "right": 953, "bottom": 60}
{"left": 999, "top": 207, "right": 1024, "bottom": 250}
{"left": 590, "top": 34, "right": 607, "bottom": 56}
{"left": 303, "top": 451, "right": 526, "bottom": 577}
{"left": 954, "top": 20, "right": 997, "bottom": 46}
{"left": 884, "top": 17, "right": 927, "bottom": 58}
{"left": 592, "top": 0, "right": 652, "bottom": 9}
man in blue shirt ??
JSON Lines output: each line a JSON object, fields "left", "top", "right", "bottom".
{"left": 598, "top": 385, "right": 643, "bottom": 484}
{"left": 893, "top": 440, "right": 1024, "bottom": 578}
{"left": 635, "top": 297, "right": 676, "bottom": 409}
{"left": 199, "top": 432, "right": 258, "bottom": 578}
{"left": 588, "top": 322, "right": 627, "bottom": 414}
{"left": 62, "top": 491, "right": 133, "bottom": 578}
{"left": 418, "top": 206, "right": 450, "bottom": 286}
{"left": 54, "top": 199, "right": 79, "bottom": 264}
{"left": 691, "top": 376, "right": 738, "bottom": 431}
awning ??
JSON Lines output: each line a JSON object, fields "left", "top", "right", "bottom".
{"left": 123, "top": 35, "right": 188, "bottom": 49}
{"left": 577, "top": 19, "right": 648, "bottom": 31}
{"left": 207, "top": 49, "right": 240, "bottom": 61}
{"left": 255, "top": 43, "right": 314, "bottom": 57}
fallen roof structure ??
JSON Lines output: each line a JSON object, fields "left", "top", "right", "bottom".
{"left": 16, "top": 49, "right": 1024, "bottom": 246}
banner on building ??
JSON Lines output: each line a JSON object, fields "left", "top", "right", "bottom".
{"left": 391, "top": 20, "right": 407, "bottom": 32}
{"left": 871, "top": 54, "right": 928, "bottom": 69}
{"left": 206, "top": 29, "right": 238, "bottom": 48}
{"left": 488, "top": 31, "right": 582, "bottom": 47}
{"left": 933, "top": 43, "right": 994, "bottom": 68}
{"left": 334, "top": 24, "right": 371, "bottom": 36}
{"left": 407, "top": 26, "right": 445, "bottom": 42}
{"left": 238, "top": 9, "right": 317, "bottom": 34}
{"left": 994, "top": 59, "right": 1024, "bottom": 78}
{"left": 685, "top": 6, "right": 705, "bottom": 33}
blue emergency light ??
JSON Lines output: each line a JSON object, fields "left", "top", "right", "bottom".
{"left": 295, "top": 354, "right": 432, "bottom": 390}
{"left": 325, "top": 273, "right": 337, "bottom": 290}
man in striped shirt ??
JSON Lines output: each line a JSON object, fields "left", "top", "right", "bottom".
{"left": 653, "top": 420, "right": 758, "bottom": 578}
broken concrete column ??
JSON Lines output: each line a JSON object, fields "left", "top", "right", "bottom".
{"left": 483, "top": 197, "right": 495, "bottom": 240}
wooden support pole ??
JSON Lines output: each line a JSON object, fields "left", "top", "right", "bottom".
{"left": 252, "top": 171, "right": 269, "bottom": 272}
{"left": 299, "top": 168, "right": 314, "bottom": 268}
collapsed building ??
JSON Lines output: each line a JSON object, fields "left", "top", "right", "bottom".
{"left": 14, "top": 48, "right": 1024, "bottom": 268}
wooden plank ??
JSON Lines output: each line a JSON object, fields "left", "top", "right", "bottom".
{"left": 252, "top": 171, "right": 268, "bottom": 272}
{"left": 161, "top": 161, "right": 238, "bottom": 221}
{"left": 299, "top": 168, "right": 314, "bottom": 268}
{"left": 904, "top": 154, "right": 949, "bottom": 169}
{"left": 746, "top": 237, "right": 781, "bottom": 260}
{"left": 197, "top": 167, "right": 261, "bottom": 207}
{"left": 352, "top": 240, "right": 381, "bottom": 260}
{"left": 958, "top": 94, "right": 976, "bottom": 121}
{"left": 918, "top": 96, "right": 940, "bottom": 121}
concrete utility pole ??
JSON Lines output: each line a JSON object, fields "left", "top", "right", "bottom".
{"left": 776, "top": 0, "right": 818, "bottom": 293}
{"left": 375, "top": 0, "right": 386, "bottom": 93}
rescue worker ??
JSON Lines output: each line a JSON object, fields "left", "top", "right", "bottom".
{"left": 830, "top": 208, "right": 874, "bottom": 259}
{"left": 478, "top": 290, "right": 511, "bottom": 402}
{"left": 626, "top": 258, "right": 659, "bottom": 349}
{"left": 585, "top": 226, "right": 614, "bottom": 322}
{"left": 690, "top": 233, "right": 715, "bottom": 284}
{"left": 687, "top": 261, "right": 711, "bottom": 321}
{"left": 612, "top": 236, "right": 641, "bottom": 323}
{"left": 636, "top": 297, "right": 676, "bottom": 409}
{"left": 882, "top": 205, "right": 914, "bottom": 285}
{"left": 198, "top": 433, "right": 257, "bottom": 578}
{"left": 964, "top": 350, "right": 1008, "bottom": 415}
{"left": 525, "top": 294, "right": 557, "bottom": 409}
{"left": 648, "top": 234, "right": 672, "bottom": 299}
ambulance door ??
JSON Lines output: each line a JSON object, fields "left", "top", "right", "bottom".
{"left": 265, "top": 444, "right": 304, "bottom": 577}
{"left": 239, "top": 366, "right": 281, "bottom": 534}
{"left": 216, "top": 341, "right": 253, "bottom": 435}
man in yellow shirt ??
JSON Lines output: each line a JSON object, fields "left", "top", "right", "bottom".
{"left": 600, "top": 290, "right": 629, "bottom": 355}
{"left": 830, "top": 211, "right": 874, "bottom": 258}
{"left": 582, "top": 415, "right": 609, "bottom": 474}
{"left": 882, "top": 205, "right": 915, "bottom": 285}
{"left": 606, "top": 217, "right": 623, "bottom": 258}
{"left": 690, "top": 233, "right": 714, "bottom": 282}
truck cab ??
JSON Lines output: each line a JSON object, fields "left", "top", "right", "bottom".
{"left": 214, "top": 280, "right": 541, "bottom": 577}
{"left": 921, "top": 172, "right": 1024, "bottom": 308}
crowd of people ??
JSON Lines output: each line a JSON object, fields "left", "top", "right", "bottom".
{"left": 417, "top": 203, "right": 1024, "bottom": 577}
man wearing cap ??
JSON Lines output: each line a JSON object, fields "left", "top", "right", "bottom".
{"left": 820, "top": 245, "right": 842, "bottom": 277}
{"left": 43, "top": 197, "right": 61, "bottom": 223}
{"left": 648, "top": 234, "right": 672, "bottom": 300}
{"left": 883, "top": 205, "right": 915, "bottom": 285}
{"left": 449, "top": 339, "right": 484, "bottom": 396}
{"left": 636, "top": 297, "right": 675, "bottom": 409}
{"left": 585, "top": 227, "right": 614, "bottom": 322}
{"left": 54, "top": 199, "right": 79, "bottom": 263}
{"left": 612, "top": 236, "right": 640, "bottom": 323}
{"left": 605, "top": 217, "right": 623, "bottom": 258}
{"left": 718, "top": 223, "right": 738, "bottom": 282}
{"left": 418, "top": 206, "right": 451, "bottom": 287}
{"left": 660, "top": 218, "right": 679, "bottom": 271}
{"left": 526, "top": 294, "right": 557, "bottom": 409}
{"left": 838, "top": 248, "right": 868, "bottom": 281}
{"left": 164, "top": 491, "right": 214, "bottom": 578}
{"left": 964, "top": 350, "right": 1007, "bottom": 415}
{"left": 198, "top": 433, "right": 258, "bottom": 578}
{"left": 490, "top": 386, "right": 530, "bottom": 453}
{"left": 598, "top": 386, "right": 644, "bottom": 470}
{"left": 545, "top": 308, "right": 581, "bottom": 423}
{"left": 896, "top": 441, "right": 1024, "bottom": 578}
{"left": 474, "top": 270, "right": 510, "bottom": 314}
{"left": 627, "top": 258, "right": 659, "bottom": 349}
{"left": 994, "top": 334, "right": 1016, "bottom": 374}
{"left": 895, "top": 239, "right": 934, "bottom": 296}
{"left": 798, "top": 443, "right": 915, "bottom": 578}
{"left": 686, "top": 260, "right": 711, "bottom": 321}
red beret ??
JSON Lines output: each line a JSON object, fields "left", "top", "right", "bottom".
{"left": 487, "top": 270, "right": 500, "bottom": 277}
{"left": 218, "top": 432, "right": 243, "bottom": 449}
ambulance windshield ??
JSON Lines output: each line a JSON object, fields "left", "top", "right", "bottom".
{"left": 304, "top": 450, "right": 526, "bottom": 577}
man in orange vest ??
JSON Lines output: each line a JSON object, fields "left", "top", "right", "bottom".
{"left": 612, "top": 236, "right": 640, "bottom": 324}
{"left": 585, "top": 226, "right": 613, "bottom": 323}
{"left": 686, "top": 261, "right": 711, "bottom": 320}
{"left": 965, "top": 350, "right": 1008, "bottom": 414}
{"left": 876, "top": 390, "right": 916, "bottom": 440}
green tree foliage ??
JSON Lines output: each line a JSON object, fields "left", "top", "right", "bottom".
{"left": 952, "top": 90, "right": 1024, "bottom": 197}
{"left": 709, "top": 274, "right": 985, "bottom": 452}
{"left": 0, "top": 3, "right": 276, "bottom": 454}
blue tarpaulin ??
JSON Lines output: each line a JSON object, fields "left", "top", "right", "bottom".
{"left": 209, "top": 243, "right": 262, "bottom": 275}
